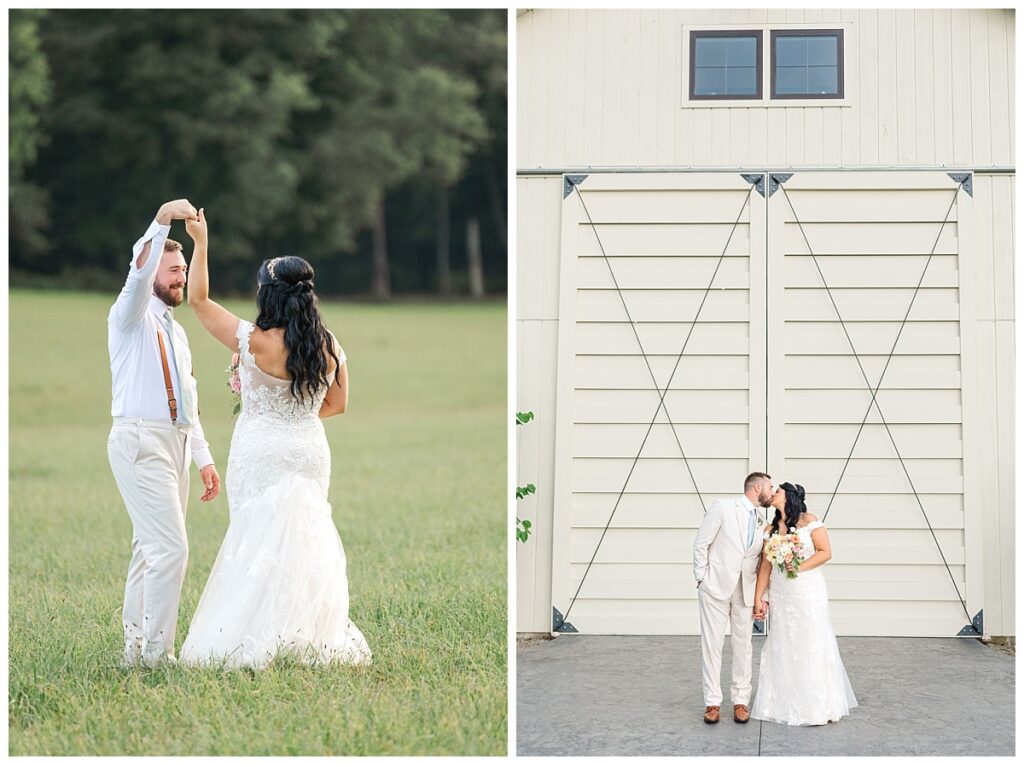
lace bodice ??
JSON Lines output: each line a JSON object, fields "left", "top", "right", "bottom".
{"left": 235, "top": 320, "right": 343, "bottom": 421}
{"left": 793, "top": 520, "right": 824, "bottom": 557}
{"left": 226, "top": 320, "right": 343, "bottom": 503}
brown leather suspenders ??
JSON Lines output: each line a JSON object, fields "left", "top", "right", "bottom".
{"left": 156, "top": 328, "right": 178, "bottom": 423}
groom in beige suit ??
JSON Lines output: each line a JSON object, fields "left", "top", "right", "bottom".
{"left": 692, "top": 472, "right": 774, "bottom": 724}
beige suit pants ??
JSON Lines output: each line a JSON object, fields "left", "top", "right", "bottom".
{"left": 107, "top": 418, "right": 191, "bottom": 665}
{"left": 698, "top": 575, "right": 754, "bottom": 707}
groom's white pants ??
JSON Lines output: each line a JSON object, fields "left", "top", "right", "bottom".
{"left": 108, "top": 418, "right": 191, "bottom": 665}
{"left": 698, "top": 576, "right": 753, "bottom": 707}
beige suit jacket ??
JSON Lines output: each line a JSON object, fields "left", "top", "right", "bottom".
{"left": 692, "top": 496, "right": 765, "bottom": 606}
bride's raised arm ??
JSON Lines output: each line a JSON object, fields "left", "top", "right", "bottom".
{"left": 186, "top": 208, "right": 241, "bottom": 351}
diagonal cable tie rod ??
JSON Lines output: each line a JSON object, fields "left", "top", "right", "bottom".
{"left": 556, "top": 178, "right": 756, "bottom": 630}
{"left": 779, "top": 178, "right": 971, "bottom": 624}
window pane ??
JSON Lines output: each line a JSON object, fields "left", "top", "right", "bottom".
{"left": 807, "top": 35, "right": 838, "bottom": 66}
{"left": 726, "top": 66, "right": 758, "bottom": 94}
{"left": 695, "top": 66, "right": 727, "bottom": 95}
{"left": 726, "top": 36, "right": 758, "bottom": 66}
{"left": 773, "top": 32, "right": 840, "bottom": 96}
{"left": 807, "top": 65, "right": 838, "bottom": 94}
{"left": 775, "top": 37, "right": 807, "bottom": 67}
{"left": 776, "top": 65, "right": 807, "bottom": 94}
{"left": 694, "top": 37, "right": 728, "bottom": 67}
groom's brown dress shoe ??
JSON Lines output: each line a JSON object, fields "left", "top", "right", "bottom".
{"left": 703, "top": 706, "right": 720, "bottom": 724}
{"left": 733, "top": 704, "right": 750, "bottom": 723}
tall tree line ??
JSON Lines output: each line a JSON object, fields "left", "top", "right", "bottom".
{"left": 9, "top": 9, "right": 507, "bottom": 298}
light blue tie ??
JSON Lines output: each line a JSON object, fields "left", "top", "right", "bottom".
{"left": 746, "top": 508, "right": 757, "bottom": 547}
{"left": 163, "top": 310, "right": 194, "bottom": 426}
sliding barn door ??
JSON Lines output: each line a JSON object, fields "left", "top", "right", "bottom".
{"left": 550, "top": 173, "right": 767, "bottom": 634}
{"left": 766, "top": 171, "right": 981, "bottom": 637}
{"left": 548, "top": 171, "right": 980, "bottom": 637}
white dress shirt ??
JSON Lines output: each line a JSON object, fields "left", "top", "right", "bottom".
{"left": 108, "top": 218, "right": 214, "bottom": 468}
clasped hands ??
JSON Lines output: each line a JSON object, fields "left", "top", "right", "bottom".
{"left": 753, "top": 599, "right": 769, "bottom": 620}
{"left": 156, "top": 198, "right": 207, "bottom": 244}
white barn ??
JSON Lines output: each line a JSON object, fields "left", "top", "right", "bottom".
{"left": 516, "top": 8, "right": 1015, "bottom": 639}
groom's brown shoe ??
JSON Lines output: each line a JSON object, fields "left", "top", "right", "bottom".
{"left": 703, "top": 706, "right": 720, "bottom": 724}
{"left": 733, "top": 704, "right": 750, "bottom": 723}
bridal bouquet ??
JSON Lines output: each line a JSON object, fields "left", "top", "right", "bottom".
{"left": 763, "top": 529, "right": 806, "bottom": 579}
{"left": 226, "top": 354, "right": 241, "bottom": 416}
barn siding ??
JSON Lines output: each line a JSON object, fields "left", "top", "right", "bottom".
{"left": 517, "top": 9, "right": 1014, "bottom": 171}
{"left": 515, "top": 10, "right": 1014, "bottom": 636}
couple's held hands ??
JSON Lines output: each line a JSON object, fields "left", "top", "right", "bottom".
{"left": 185, "top": 207, "right": 208, "bottom": 245}
{"left": 155, "top": 199, "right": 209, "bottom": 245}
{"left": 753, "top": 599, "right": 769, "bottom": 620}
{"left": 156, "top": 199, "right": 199, "bottom": 225}
{"left": 199, "top": 463, "right": 221, "bottom": 502}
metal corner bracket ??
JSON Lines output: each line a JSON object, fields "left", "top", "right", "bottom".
{"left": 948, "top": 172, "right": 973, "bottom": 197}
{"left": 741, "top": 173, "right": 766, "bottom": 197}
{"left": 564, "top": 174, "right": 588, "bottom": 199}
{"left": 552, "top": 606, "right": 578, "bottom": 633}
{"left": 769, "top": 173, "right": 793, "bottom": 196}
{"left": 956, "top": 609, "right": 983, "bottom": 637}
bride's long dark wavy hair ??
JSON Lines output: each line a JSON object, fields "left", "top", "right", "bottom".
{"left": 255, "top": 256, "right": 340, "bottom": 403}
{"left": 769, "top": 482, "right": 807, "bottom": 536}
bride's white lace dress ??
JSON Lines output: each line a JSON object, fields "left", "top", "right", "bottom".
{"left": 181, "top": 320, "right": 372, "bottom": 668}
{"left": 751, "top": 520, "right": 856, "bottom": 725}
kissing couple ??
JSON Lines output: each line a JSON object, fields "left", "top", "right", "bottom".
{"left": 107, "top": 199, "right": 371, "bottom": 668}
{"left": 692, "top": 472, "right": 858, "bottom": 726}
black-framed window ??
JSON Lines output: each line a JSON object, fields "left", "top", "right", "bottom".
{"left": 771, "top": 29, "right": 844, "bottom": 99}
{"left": 689, "top": 30, "right": 763, "bottom": 100}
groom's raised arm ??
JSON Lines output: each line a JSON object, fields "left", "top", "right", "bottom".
{"left": 692, "top": 499, "right": 723, "bottom": 586}
{"left": 111, "top": 200, "right": 197, "bottom": 331}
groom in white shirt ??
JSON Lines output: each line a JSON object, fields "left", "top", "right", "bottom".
{"left": 107, "top": 198, "right": 221, "bottom": 667}
{"left": 692, "top": 472, "right": 774, "bottom": 724}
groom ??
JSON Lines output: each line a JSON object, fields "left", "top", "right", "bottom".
{"left": 692, "top": 472, "right": 774, "bottom": 724}
{"left": 107, "top": 199, "right": 221, "bottom": 667}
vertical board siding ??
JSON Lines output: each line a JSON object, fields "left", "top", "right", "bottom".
{"left": 967, "top": 174, "right": 1015, "bottom": 637}
{"left": 517, "top": 8, "right": 1013, "bottom": 170}
{"left": 516, "top": 177, "right": 564, "bottom": 632}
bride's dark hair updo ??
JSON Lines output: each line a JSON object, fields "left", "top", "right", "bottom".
{"left": 255, "top": 255, "right": 340, "bottom": 403}
{"left": 770, "top": 482, "right": 808, "bottom": 536}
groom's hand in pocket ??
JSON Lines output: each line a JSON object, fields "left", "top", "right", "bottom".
{"left": 199, "top": 464, "right": 221, "bottom": 502}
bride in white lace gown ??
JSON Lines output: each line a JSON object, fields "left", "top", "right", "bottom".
{"left": 177, "top": 210, "right": 371, "bottom": 668}
{"left": 750, "top": 482, "right": 856, "bottom": 725}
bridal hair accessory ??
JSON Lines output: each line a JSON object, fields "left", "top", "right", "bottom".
{"left": 267, "top": 257, "right": 283, "bottom": 281}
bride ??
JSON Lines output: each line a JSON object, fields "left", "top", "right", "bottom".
{"left": 178, "top": 208, "right": 371, "bottom": 668}
{"left": 750, "top": 482, "right": 856, "bottom": 725}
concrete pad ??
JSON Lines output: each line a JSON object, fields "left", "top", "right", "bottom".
{"left": 516, "top": 636, "right": 1014, "bottom": 756}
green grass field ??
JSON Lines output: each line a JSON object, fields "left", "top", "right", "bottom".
{"left": 8, "top": 289, "right": 508, "bottom": 755}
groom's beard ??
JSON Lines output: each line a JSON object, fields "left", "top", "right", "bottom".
{"left": 154, "top": 283, "right": 185, "bottom": 307}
